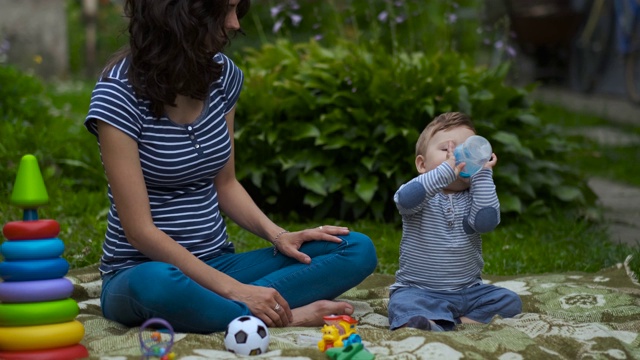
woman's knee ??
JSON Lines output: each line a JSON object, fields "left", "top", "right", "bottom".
{"left": 123, "top": 262, "right": 185, "bottom": 298}
{"left": 342, "top": 231, "right": 378, "bottom": 274}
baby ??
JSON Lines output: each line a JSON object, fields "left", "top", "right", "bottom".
{"left": 388, "top": 112, "right": 522, "bottom": 331}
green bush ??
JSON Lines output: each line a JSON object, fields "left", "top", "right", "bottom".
{"left": 0, "top": 65, "right": 104, "bottom": 197}
{"left": 234, "top": 39, "right": 596, "bottom": 221}
{"left": 0, "top": 65, "right": 107, "bottom": 268}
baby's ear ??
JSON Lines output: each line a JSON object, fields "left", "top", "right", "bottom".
{"left": 415, "top": 155, "right": 427, "bottom": 174}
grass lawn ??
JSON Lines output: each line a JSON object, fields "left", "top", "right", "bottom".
{"left": 2, "top": 82, "right": 638, "bottom": 277}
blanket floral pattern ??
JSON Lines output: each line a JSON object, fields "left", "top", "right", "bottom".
{"left": 68, "top": 256, "right": 640, "bottom": 359}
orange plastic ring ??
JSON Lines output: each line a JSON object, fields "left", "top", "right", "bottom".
{"left": 2, "top": 220, "right": 60, "bottom": 240}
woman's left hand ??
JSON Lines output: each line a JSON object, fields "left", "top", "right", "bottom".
{"left": 275, "top": 226, "right": 349, "bottom": 264}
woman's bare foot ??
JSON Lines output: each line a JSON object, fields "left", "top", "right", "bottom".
{"left": 290, "top": 300, "right": 354, "bottom": 327}
{"left": 459, "top": 316, "right": 480, "bottom": 324}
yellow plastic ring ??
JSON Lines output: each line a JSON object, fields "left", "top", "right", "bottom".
{"left": 0, "top": 298, "right": 79, "bottom": 326}
{"left": 0, "top": 320, "right": 85, "bottom": 351}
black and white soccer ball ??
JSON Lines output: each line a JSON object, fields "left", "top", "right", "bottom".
{"left": 224, "top": 315, "right": 270, "bottom": 356}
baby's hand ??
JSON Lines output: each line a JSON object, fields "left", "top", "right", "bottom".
{"left": 446, "top": 141, "right": 466, "bottom": 176}
{"left": 483, "top": 153, "right": 498, "bottom": 170}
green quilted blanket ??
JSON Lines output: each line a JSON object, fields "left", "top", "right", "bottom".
{"left": 68, "top": 256, "right": 640, "bottom": 359}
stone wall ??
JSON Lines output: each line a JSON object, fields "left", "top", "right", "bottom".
{"left": 0, "top": 0, "right": 68, "bottom": 79}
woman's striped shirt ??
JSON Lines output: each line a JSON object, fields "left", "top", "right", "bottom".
{"left": 390, "top": 163, "right": 500, "bottom": 292}
{"left": 84, "top": 53, "right": 243, "bottom": 275}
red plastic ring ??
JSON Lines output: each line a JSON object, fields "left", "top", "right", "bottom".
{"left": 2, "top": 220, "right": 60, "bottom": 240}
{"left": 0, "top": 344, "right": 88, "bottom": 360}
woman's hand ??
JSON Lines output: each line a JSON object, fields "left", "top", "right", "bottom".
{"left": 231, "top": 284, "right": 293, "bottom": 327}
{"left": 274, "top": 226, "right": 348, "bottom": 264}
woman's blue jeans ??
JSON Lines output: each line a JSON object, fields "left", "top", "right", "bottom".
{"left": 100, "top": 231, "right": 377, "bottom": 333}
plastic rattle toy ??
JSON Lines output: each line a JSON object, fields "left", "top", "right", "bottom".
{"left": 139, "top": 318, "right": 176, "bottom": 360}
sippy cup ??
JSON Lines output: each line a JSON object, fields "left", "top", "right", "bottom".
{"left": 453, "top": 135, "right": 492, "bottom": 178}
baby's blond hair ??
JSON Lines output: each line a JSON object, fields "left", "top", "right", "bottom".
{"left": 416, "top": 112, "right": 476, "bottom": 156}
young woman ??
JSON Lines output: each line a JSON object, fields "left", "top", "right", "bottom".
{"left": 84, "top": 0, "right": 377, "bottom": 333}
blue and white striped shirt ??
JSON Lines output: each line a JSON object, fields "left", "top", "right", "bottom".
{"left": 85, "top": 53, "right": 243, "bottom": 275}
{"left": 391, "top": 163, "right": 500, "bottom": 292}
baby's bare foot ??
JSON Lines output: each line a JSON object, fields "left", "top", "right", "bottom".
{"left": 290, "top": 300, "right": 354, "bottom": 327}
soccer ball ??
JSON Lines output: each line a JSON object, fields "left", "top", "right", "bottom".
{"left": 224, "top": 315, "right": 270, "bottom": 356}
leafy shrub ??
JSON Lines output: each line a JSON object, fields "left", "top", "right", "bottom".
{"left": 1, "top": 65, "right": 108, "bottom": 267}
{"left": 0, "top": 65, "right": 104, "bottom": 197}
{"left": 234, "top": 39, "right": 595, "bottom": 221}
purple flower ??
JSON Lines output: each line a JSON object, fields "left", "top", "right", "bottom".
{"left": 494, "top": 40, "right": 504, "bottom": 49}
{"left": 273, "top": 18, "right": 284, "bottom": 34}
{"left": 506, "top": 46, "right": 517, "bottom": 57}
{"left": 0, "top": 39, "right": 10, "bottom": 54}
{"left": 270, "top": 5, "right": 283, "bottom": 18}
{"left": 289, "top": 14, "right": 302, "bottom": 27}
{"left": 395, "top": 15, "right": 406, "bottom": 24}
{"left": 314, "top": 34, "right": 323, "bottom": 41}
{"left": 447, "top": 13, "right": 457, "bottom": 24}
{"left": 378, "top": 11, "right": 389, "bottom": 22}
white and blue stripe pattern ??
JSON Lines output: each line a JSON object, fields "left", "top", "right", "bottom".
{"left": 85, "top": 53, "right": 243, "bottom": 275}
{"left": 391, "top": 163, "right": 500, "bottom": 292}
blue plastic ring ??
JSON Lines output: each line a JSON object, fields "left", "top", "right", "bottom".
{"left": 0, "top": 238, "right": 65, "bottom": 260}
{"left": 0, "top": 258, "right": 69, "bottom": 282}
{"left": 0, "top": 278, "right": 74, "bottom": 303}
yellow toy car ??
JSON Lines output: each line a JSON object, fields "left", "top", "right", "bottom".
{"left": 317, "top": 315, "right": 362, "bottom": 352}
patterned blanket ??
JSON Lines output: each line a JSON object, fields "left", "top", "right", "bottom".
{"left": 68, "top": 256, "right": 640, "bottom": 359}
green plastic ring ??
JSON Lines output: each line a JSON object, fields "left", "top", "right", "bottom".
{"left": 0, "top": 298, "right": 79, "bottom": 326}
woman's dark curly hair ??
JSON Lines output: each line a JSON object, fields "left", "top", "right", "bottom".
{"left": 105, "top": 0, "right": 251, "bottom": 117}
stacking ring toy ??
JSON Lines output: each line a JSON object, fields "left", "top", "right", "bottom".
{"left": 0, "top": 344, "right": 89, "bottom": 360}
{"left": 0, "top": 278, "right": 74, "bottom": 303}
{"left": 0, "top": 238, "right": 65, "bottom": 260}
{"left": 0, "top": 258, "right": 69, "bottom": 281}
{"left": 0, "top": 298, "right": 79, "bottom": 326}
{"left": 0, "top": 320, "right": 85, "bottom": 351}
{"left": 2, "top": 219, "right": 60, "bottom": 240}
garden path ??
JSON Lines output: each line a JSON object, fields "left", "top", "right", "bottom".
{"left": 533, "top": 87, "right": 640, "bottom": 248}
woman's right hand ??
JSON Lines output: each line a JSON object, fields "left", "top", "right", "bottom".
{"left": 231, "top": 284, "right": 293, "bottom": 327}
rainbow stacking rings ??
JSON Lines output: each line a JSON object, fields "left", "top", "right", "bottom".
{"left": 0, "top": 238, "right": 64, "bottom": 260}
{"left": 0, "top": 155, "right": 87, "bottom": 357}
{"left": 0, "top": 320, "right": 85, "bottom": 351}
{"left": 0, "top": 298, "right": 79, "bottom": 326}
{"left": 0, "top": 258, "right": 69, "bottom": 281}
{"left": 2, "top": 219, "right": 60, "bottom": 240}
{"left": 0, "top": 344, "right": 89, "bottom": 360}
{"left": 0, "top": 278, "right": 74, "bottom": 303}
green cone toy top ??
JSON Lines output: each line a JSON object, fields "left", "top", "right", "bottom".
{"left": 10, "top": 154, "right": 49, "bottom": 208}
